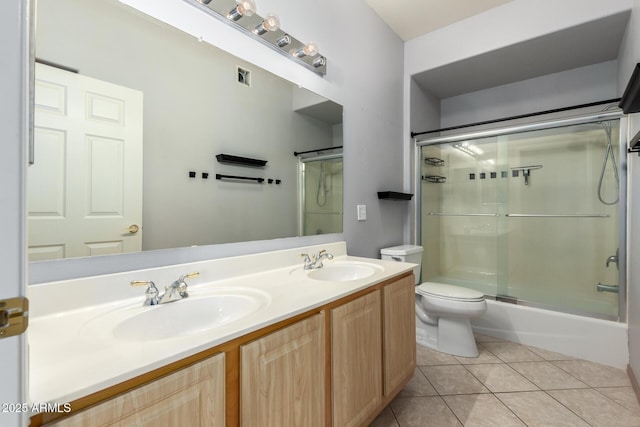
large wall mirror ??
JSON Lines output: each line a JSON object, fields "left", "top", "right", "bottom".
{"left": 29, "top": 0, "right": 343, "bottom": 261}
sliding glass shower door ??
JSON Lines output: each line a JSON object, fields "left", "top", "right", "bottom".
{"left": 420, "top": 118, "right": 623, "bottom": 320}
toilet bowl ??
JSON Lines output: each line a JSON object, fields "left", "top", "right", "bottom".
{"left": 415, "top": 282, "right": 486, "bottom": 357}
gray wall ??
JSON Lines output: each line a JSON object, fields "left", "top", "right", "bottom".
{"left": 618, "top": 0, "right": 640, "bottom": 392}
{"left": 440, "top": 61, "right": 619, "bottom": 128}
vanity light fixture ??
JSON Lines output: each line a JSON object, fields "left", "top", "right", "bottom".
{"left": 187, "top": 0, "right": 327, "bottom": 76}
{"left": 294, "top": 41, "right": 318, "bottom": 58}
{"left": 254, "top": 14, "right": 280, "bottom": 35}
{"left": 276, "top": 34, "right": 291, "bottom": 47}
{"left": 312, "top": 56, "right": 326, "bottom": 68}
{"left": 228, "top": 0, "right": 256, "bottom": 21}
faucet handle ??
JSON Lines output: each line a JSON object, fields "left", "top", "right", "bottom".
{"left": 131, "top": 280, "right": 159, "bottom": 306}
{"left": 300, "top": 253, "right": 312, "bottom": 262}
{"left": 176, "top": 272, "right": 199, "bottom": 298}
{"left": 178, "top": 272, "right": 200, "bottom": 281}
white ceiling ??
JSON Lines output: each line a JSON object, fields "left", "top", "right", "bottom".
{"left": 365, "top": 0, "right": 514, "bottom": 41}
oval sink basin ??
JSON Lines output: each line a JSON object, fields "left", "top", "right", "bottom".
{"left": 307, "top": 262, "right": 383, "bottom": 282}
{"left": 81, "top": 288, "right": 270, "bottom": 342}
{"left": 114, "top": 295, "right": 261, "bottom": 342}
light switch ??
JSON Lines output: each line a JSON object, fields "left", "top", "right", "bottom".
{"left": 357, "top": 204, "right": 366, "bottom": 221}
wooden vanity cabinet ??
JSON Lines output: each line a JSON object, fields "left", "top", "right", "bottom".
{"left": 330, "top": 273, "right": 416, "bottom": 426}
{"left": 331, "top": 291, "right": 382, "bottom": 427}
{"left": 36, "top": 271, "right": 415, "bottom": 427}
{"left": 47, "top": 353, "right": 225, "bottom": 427}
{"left": 240, "top": 312, "right": 325, "bottom": 427}
{"left": 382, "top": 274, "right": 417, "bottom": 396}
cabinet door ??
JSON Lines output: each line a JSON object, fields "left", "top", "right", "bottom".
{"left": 331, "top": 291, "right": 382, "bottom": 427}
{"left": 383, "top": 274, "right": 416, "bottom": 395}
{"left": 48, "top": 353, "right": 225, "bottom": 427}
{"left": 240, "top": 312, "right": 325, "bottom": 427}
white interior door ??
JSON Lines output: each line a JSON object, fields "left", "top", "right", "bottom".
{"left": 28, "top": 63, "right": 143, "bottom": 260}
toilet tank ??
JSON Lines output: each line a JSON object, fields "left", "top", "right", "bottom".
{"left": 380, "top": 245, "right": 423, "bottom": 285}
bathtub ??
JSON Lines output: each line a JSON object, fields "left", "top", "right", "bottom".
{"left": 470, "top": 299, "right": 629, "bottom": 369}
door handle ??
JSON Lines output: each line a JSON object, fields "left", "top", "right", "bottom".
{"left": 125, "top": 224, "right": 140, "bottom": 234}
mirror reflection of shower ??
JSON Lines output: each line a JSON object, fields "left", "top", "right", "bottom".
{"left": 299, "top": 153, "right": 343, "bottom": 235}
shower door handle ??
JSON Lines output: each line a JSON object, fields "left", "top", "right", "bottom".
{"left": 606, "top": 249, "right": 618, "bottom": 270}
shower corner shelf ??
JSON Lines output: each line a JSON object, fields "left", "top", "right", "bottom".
{"left": 215, "top": 154, "right": 267, "bottom": 167}
{"left": 422, "top": 175, "right": 447, "bottom": 184}
{"left": 377, "top": 191, "right": 413, "bottom": 201}
{"left": 425, "top": 157, "right": 445, "bottom": 166}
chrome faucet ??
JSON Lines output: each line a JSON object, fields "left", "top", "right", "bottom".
{"left": 131, "top": 272, "right": 199, "bottom": 306}
{"left": 301, "top": 250, "right": 334, "bottom": 270}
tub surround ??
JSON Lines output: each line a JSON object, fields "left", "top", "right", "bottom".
{"left": 27, "top": 241, "right": 415, "bottom": 410}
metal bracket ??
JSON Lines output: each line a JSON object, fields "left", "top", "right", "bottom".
{"left": 0, "top": 297, "right": 29, "bottom": 338}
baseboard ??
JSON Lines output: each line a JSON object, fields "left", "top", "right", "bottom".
{"left": 629, "top": 365, "right": 640, "bottom": 406}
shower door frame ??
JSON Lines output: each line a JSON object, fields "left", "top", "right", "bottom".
{"left": 413, "top": 111, "right": 628, "bottom": 322}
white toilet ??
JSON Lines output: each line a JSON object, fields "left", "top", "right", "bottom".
{"left": 381, "top": 245, "right": 487, "bottom": 358}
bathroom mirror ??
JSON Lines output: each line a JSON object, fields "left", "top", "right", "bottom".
{"left": 29, "top": 0, "right": 343, "bottom": 261}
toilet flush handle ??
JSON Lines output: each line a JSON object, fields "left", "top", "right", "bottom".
{"left": 391, "top": 256, "right": 402, "bottom": 262}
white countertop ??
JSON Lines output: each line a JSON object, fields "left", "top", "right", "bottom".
{"left": 28, "top": 242, "right": 415, "bottom": 406}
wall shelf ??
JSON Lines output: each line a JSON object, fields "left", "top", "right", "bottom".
{"left": 377, "top": 191, "right": 413, "bottom": 201}
{"left": 215, "top": 154, "right": 267, "bottom": 167}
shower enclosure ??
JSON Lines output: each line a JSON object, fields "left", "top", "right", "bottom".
{"left": 299, "top": 154, "right": 343, "bottom": 236}
{"left": 416, "top": 113, "right": 626, "bottom": 321}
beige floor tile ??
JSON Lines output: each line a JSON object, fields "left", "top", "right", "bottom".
{"left": 595, "top": 387, "right": 640, "bottom": 415}
{"left": 398, "top": 368, "right": 438, "bottom": 398}
{"left": 509, "top": 361, "right": 589, "bottom": 390}
{"left": 368, "top": 405, "right": 399, "bottom": 427}
{"left": 548, "top": 388, "right": 640, "bottom": 427}
{"left": 443, "top": 394, "right": 525, "bottom": 426}
{"left": 525, "top": 345, "right": 575, "bottom": 361}
{"left": 465, "top": 364, "right": 539, "bottom": 393}
{"left": 390, "top": 396, "right": 462, "bottom": 427}
{"left": 420, "top": 365, "right": 490, "bottom": 395}
{"left": 496, "top": 391, "right": 590, "bottom": 426}
{"left": 473, "top": 333, "right": 505, "bottom": 343}
{"left": 481, "top": 342, "right": 543, "bottom": 363}
{"left": 454, "top": 344, "right": 502, "bottom": 365}
{"left": 416, "top": 344, "right": 460, "bottom": 366}
{"left": 552, "top": 360, "right": 632, "bottom": 388}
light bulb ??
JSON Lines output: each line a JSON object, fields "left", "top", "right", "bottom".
{"left": 228, "top": 0, "right": 256, "bottom": 21}
{"left": 254, "top": 14, "right": 280, "bottom": 35}
{"left": 294, "top": 42, "right": 319, "bottom": 58}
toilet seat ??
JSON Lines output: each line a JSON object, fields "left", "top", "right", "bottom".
{"left": 417, "top": 282, "right": 485, "bottom": 302}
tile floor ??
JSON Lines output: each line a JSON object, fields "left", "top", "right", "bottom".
{"left": 370, "top": 334, "right": 640, "bottom": 427}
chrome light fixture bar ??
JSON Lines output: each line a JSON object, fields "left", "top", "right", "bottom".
{"left": 187, "top": 0, "right": 327, "bottom": 76}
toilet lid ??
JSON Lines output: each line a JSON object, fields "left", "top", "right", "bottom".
{"left": 417, "top": 282, "right": 485, "bottom": 302}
